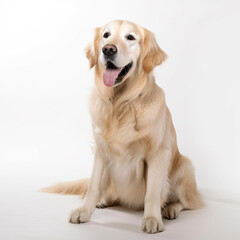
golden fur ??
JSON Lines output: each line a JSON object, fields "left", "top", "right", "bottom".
{"left": 41, "top": 20, "right": 204, "bottom": 233}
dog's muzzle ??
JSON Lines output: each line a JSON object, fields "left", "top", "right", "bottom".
{"left": 103, "top": 61, "right": 133, "bottom": 87}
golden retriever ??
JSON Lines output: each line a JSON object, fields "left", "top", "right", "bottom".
{"left": 42, "top": 20, "right": 204, "bottom": 233}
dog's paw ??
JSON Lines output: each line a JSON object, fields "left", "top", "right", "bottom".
{"left": 96, "top": 202, "right": 109, "bottom": 209}
{"left": 141, "top": 217, "right": 164, "bottom": 233}
{"left": 162, "top": 203, "right": 181, "bottom": 220}
{"left": 69, "top": 207, "right": 91, "bottom": 224}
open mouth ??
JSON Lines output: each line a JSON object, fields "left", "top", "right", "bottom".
{"left": 103, "top": 61, "right": 133, "bottom": 87}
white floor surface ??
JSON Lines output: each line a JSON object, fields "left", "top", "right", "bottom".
{"left": 0, "top": 183, "right": 240, "bottom": 240}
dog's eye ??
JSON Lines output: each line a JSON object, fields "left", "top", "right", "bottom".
{"left": 126, "top": 34, "right": 135, "bottom": 41}
{"left": 103, "top": 32, "right": 110, "bottom": 38}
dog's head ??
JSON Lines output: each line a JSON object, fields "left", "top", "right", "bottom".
{"left": 85, "top": 20, "right": 167, "bottom": 87}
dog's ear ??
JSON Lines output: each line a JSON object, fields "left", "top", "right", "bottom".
{"left": 142, "top": 30, "right": 167, "bottom": 73}
{"left": 85, "top": 27, "right": 100, "bottom": 69}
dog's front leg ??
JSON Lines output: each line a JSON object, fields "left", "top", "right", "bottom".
{"left": 142, "top": 148, "right": 170, "bottom": 233}
{"left": 69, "top": 150, "right": 104, "bottom": 223}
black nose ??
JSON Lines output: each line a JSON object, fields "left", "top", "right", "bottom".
{"left": 102, "top": 44, "right": 117, "bottom": 57}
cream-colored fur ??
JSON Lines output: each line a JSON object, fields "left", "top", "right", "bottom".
{"left": 41, "top": 20, "right": 204, "bottom": 234}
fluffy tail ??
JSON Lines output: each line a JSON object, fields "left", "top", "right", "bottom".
{"left": 39, "top": 178, "right": 90, "bottom": 197}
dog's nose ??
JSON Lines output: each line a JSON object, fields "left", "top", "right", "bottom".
{"left": 102, "top": 44, "right": 117, "bottom": 57}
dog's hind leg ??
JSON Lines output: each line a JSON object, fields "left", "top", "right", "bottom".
{"left": 96, "top": 198, "right": 119, "bottom": 208}
{"left": 89, "top": 167, "right": 119, "bottom": 209}
{"left": 163, "top": 155, "right": 204, "bottom": 220}
{"left": 162, "top": 202, "right": 184, "bottom": 220}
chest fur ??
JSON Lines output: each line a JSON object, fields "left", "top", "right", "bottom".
{"left": 90, "top": 91, "right": 161, "bottom": 158}
{"left": 93, "top": 101, "right": 140, "bottom": 153}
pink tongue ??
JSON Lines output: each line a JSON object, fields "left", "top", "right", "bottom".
{"left": 103, "top": 68, "right": 123, "bottom": 87}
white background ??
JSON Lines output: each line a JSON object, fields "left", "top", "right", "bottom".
{"left": 0, "top": 0, "right": 240, "bottom": 203}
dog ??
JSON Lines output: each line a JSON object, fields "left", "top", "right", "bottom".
{"left": 41, "top": 20, "right": 204, "bottom": 234}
